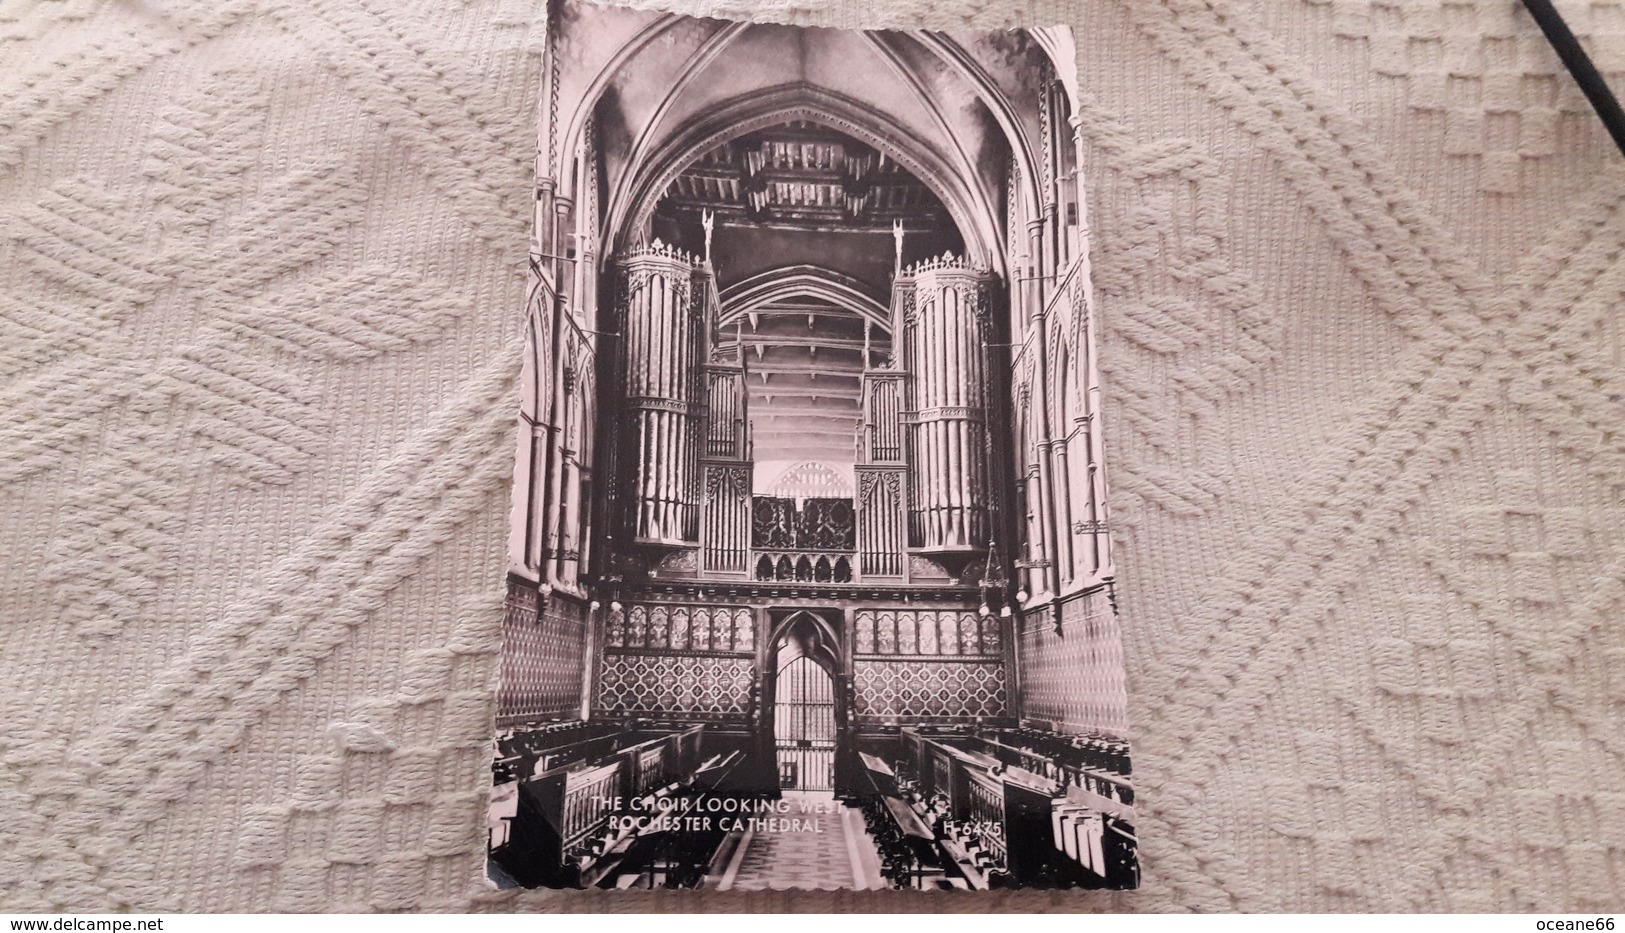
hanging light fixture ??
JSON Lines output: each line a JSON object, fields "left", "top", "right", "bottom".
{"left": 981, "top": 520, "right": 1008, "bottom": 622}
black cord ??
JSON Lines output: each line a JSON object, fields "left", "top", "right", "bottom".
{"left": 1521, "top": 0, "right": 1625, "bottom": 159}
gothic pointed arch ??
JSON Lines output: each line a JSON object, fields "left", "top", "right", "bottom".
{"left": 550, "top": 17, "right": 1054, "bottom": 276}
{"left": 605, "top": 83, "right": 1005, "bottom": 273}
{"left": 719, "top": 265, "right": 891, "bottom": 333}
{"left": 768, "top": 608, "right": 842, "bottom": 676}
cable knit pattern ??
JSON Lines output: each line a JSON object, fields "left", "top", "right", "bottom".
{"left": 0, "top": 0, "right": 1621, "bottom": 913}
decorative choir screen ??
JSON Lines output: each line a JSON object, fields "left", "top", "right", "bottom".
{"left": 595, "top": 655, "right": 754, "bottom": 718}
{"left": 852, "top": 660, "right": 1008, "bottom": 719}
{"left": 750, "top": 497, "right": 856, "bottom": 550}
{"left": 602, "top": 603, "right": 755, "bottom": 653}
{"left": 852, "top": 608, "right": 1008, "bottom": 720}
{"left": 853, "top": 608, "right": 1001, "bottom": 657}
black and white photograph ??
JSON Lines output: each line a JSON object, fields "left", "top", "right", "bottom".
{"left": 490, "top": 0, "right": 1137, "bottom": 892}
{"left": 8, "top": 0, "right": 1625, "bottom": 917}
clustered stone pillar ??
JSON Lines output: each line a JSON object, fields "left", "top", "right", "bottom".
{"left": 895, "top": 255, "right": 995, "bottom": 554}
{"left": 614, "top": 241, "right": 706, "bottom": 546}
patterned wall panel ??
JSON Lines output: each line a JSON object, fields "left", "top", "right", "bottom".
{"left": 852, "top": 606, "right": 1008, "bottom": 719}
{"left": 595, "top": 654, "right": 753, "bottom": 718}
{"left": 1017, "top": 589, "right": 1127, "bottom": 735}
{"left": 603, "top": 602, "right": 754, "bottom": 652}
{"left": 853, "top": 660, "right": 1007, "bottom": 718}
{"left": 595, "top": 599, "right": 755, "bottom": 720}
{"left": 497, "top": 581, "right": 586, "bottom": 726}
{"left": 853, "top": 608, "right": 1001, "bottom": 656}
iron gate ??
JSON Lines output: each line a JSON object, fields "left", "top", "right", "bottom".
{"left": 773, "top": 656, "right": 836, "bottom": 790}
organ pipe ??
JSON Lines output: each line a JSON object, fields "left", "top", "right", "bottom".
{"left": 699, "top": 317, "right": 750, "bottom": 573}
{"left": 856, "top": 466, "right": 904, "bottom": 577}
{"left": 702, "top": 463, "right": 750, "bottom": 572}
{"left": 863, "top": 373, "right": 904, "bottom": 463}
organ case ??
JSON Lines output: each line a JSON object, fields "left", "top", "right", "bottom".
{"left": 893, "top": 256, "right": 996, "bottom": 556}
{"left": 611, "top": 242, "right": 714, "bottom": 547}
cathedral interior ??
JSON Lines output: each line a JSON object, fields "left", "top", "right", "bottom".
{"left": 490, "top": 2, "right": 1137, "bottom": 891}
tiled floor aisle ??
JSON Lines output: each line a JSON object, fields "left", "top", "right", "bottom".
{"left": 720, "top": 792, "right": 877, "bottom": 890}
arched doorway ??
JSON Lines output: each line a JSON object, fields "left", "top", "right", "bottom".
{"left": 767, "top": 611, "right": 841, "bottom": 791}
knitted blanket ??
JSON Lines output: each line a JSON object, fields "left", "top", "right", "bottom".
{"left": 1, "top": 0, "right": 1621, "bottom": 913}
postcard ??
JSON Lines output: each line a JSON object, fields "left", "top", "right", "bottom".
{"left": 488, "top": 0, "right": 1136, "bottom": 891}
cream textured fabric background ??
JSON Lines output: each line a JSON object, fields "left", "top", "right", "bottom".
{"left": 1, "top": 0, "right": 1622, "bottom": 913}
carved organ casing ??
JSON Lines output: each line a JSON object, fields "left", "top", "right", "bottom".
{"left": 856, "top": 370, "right": 905, "bottom": 578}
{"left": 895, "top": 257, "right": 995, "bottom": 555}
{"left": 613, "top": 244, "right": 711, "bottom": 546}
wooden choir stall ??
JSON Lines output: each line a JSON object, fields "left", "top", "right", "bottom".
{"left": 488, "top": 722, "right": 745, "bottom": 889}
{"left": 856, "top": 727, "right": 1138, "bottom": 890}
